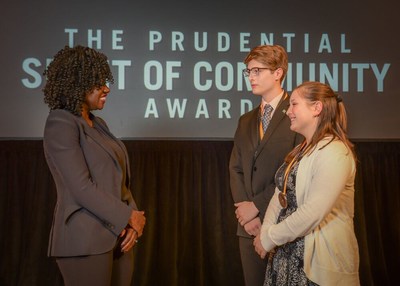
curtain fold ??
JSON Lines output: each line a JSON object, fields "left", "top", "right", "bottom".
{"left": 1, "top": 140, "right": 399, "bottom": 286}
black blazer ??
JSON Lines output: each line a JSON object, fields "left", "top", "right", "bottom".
{"left": 229, "top": 93, "right": 303, "bottom": 237}
{"left": 44, "top": 109, "right": 137, "bottom": 257}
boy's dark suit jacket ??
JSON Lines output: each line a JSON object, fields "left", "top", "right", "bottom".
{"left": 44, "top": 109, "right": 137, "bottom": 257}
{"left": 230, "top": 92, "right": 302, "bottom": 237}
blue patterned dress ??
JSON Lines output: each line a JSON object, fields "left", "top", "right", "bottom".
{"left": 264, "top": 162, "right": 319, "bottom": 286}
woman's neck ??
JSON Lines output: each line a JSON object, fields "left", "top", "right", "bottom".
{"left": 81, "top": 105, "right": 93, "bottom": 127}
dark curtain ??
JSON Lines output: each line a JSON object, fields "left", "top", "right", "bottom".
{"left": 0, "top": 140, "right": 399, "bottom": 286}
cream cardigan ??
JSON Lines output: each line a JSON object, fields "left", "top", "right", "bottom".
{"left": 260, "top": 137, "right": 360, "bottom": 285}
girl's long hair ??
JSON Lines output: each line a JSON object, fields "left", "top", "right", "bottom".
{"left": 286, "top": 81, "right": 356, "bottom": 162}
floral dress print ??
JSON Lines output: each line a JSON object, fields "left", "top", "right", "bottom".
{"left": 264, "top": 162, "right": 319, "bottom": 286}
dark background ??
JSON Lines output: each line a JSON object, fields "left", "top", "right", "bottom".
{"left": 1, "top": 140, "right": 399, "bottom": 285}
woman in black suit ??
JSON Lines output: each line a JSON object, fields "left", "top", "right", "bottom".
{"left": 43, "top": 45, "right": 146, "bottom": 286}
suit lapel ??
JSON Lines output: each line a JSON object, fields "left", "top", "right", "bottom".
{"left": 263, "top": 92, "right": 289, "bottom": 141}
{"left": 90, "top": 116, "right": 131, "bottom": 185}
{"left": 80, "top": 116, "right": 121, "bottom": 168}
{"left": 254, "top": 92, "right": 290, "bottom": 160}
{"left": 248, "top": 108, "right": 261, "bottom": 151}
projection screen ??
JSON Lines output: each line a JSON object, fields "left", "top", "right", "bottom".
{"left": 1, "top": 0, "right": 398, "bottom": 139}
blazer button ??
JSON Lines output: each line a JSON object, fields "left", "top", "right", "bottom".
{"left": 253, "top": 166, "right": 257, "bottom": 171}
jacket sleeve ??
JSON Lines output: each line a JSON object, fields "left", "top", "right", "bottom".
{"left": 229, "top": 117, "right": 249, "bottom": 203}
{"left": 260, "top": 142, "right": 354, "bottom": 251}
{"left": 260, "top": 187, "right": 282, "bottom": 249}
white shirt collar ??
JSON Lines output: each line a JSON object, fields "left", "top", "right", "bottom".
{"left": 260, "top": 90, "right": 285, "bottom": 113}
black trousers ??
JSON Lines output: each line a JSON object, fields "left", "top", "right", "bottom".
{"left": 239, "top": 236, "right": 267, "bottom": 286}
{"left": 56, "top": 248, "right": 134, "bottom": 286}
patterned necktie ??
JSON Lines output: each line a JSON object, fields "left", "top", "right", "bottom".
{"left": 261, "top": 104, "right": 273, "bottom": 134}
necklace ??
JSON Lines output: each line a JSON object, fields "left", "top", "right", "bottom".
{"left": 279, "top": 143, "right": 311, "bottom": 208}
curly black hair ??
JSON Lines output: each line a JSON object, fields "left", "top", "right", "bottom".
{"left": 43, "top": 45, "right": 114, "bottom": 115}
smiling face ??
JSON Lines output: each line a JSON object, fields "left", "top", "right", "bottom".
{"left": 83, "top": 85, "right": 110, "bottom": 112}
{"left": 286, "top": 89, "right": 322, "bottom": 142}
